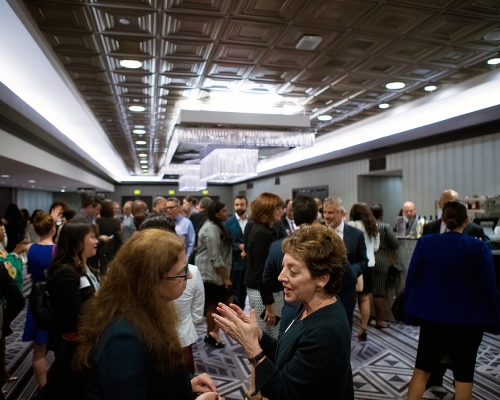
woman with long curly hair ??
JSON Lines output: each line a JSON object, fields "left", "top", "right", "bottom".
{"left": 74, "top": 229, "right": 221, "bottom": 400}
{"left": 347, "top": 203, "right": 379, "bottom": 341}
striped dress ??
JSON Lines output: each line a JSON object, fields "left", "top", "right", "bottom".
{"left": 372, "top": 222, "right": 400, "bottom": 297}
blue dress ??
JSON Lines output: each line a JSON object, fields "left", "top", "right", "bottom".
{"left": 22, "top": 243, "right": 55, "bottom": 344}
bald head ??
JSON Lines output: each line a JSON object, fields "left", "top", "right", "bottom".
{"left": 403, "top": 201, "right": 416, "bottom": 220}
{"left": 132, "top": 200, "right": 148, "bottom": 216}
{"left": 438, "top": 189, "right": 460, "bottom": 209}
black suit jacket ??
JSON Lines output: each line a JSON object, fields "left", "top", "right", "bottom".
{"left": 423, "top": 219, "right": 486, "bottom": 238}
{"left": 189, "top": 210, "right": 206, "bottom": 232}
{"left": 343, "top": 224, "right": 369, "bottom": 278}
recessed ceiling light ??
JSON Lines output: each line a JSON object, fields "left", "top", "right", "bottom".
{"left": 120, "top": 60, "right": 142, "bottom": 69}
{"left": 424, "top": 85, "right": 437, "bottom": 92}
{"left": 141, "top": 166, "right": 148, "bottom": 170}
{"left": 129, "top": 105, "right": 146, "bottom": 112}
{"left": 133, "top": 129, "right": 146, "bottom": 134}
{"left": 386, "top": 82, "right": 405, "bottom": 90}
{"left": 119, "top": 18, "right": 131, "bottom": 25}
{"left": 134, "top": 125, "right": 145, "bottom": 128}
{"left": 140, "top": 160, "right": 148, "bottom": 164}
{"left": 487, "top": 58, "right": 500, "bottom": 65}
{"left": 28, "top": 179, "right": 36, "bottom": 183}
{"left": 378, "top": 103, "right": 389, "bottom": 109}
{"left": 61, "top": 189, "right": 66, "bottom": 192}
{"left": 484, "top": 31, "right": 500, "bottom": 41}
{"left": 317, "top": 115, "right": 333, "bottom": 121}
{"left": 1, "top": 175, "right": 9, "bottom": 178}
{"left": 138, "top": 153, "right": 147, "bottom": 157}
{"left": 136, "top": 140, "right": 147, "bottom": 145}
{"left": 295, "top": 35, "right": 323, "bottom": 50}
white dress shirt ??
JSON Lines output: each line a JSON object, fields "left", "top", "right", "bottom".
{"left": 335, "top": 220, "right": 345, "bottom": 240}
{"left": 235, "top": 212, "right": 248, "bottom": 234}
{"left": 173, "top": 264, "right": 205, "bottom": 348}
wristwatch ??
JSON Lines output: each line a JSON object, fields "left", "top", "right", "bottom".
{"left": 247, "top": 350, "right": 265, "bottom": 366}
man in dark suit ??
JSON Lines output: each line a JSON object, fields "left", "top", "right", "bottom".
{"left": 189, "top": 196, "right": 211, "bottom": 231}
{"left": 223, "top": 195, "right": 251, "bottom": 310}
{"left": 280, "top": 199, "right": 295, "bottom": 236}
{"left": 423, "top": 189, "right": 487, "bottom": 239}
{"left": 323, "top": 196, "right": 368, "bottom": 330}
{"left": 423, "top": 189, "right": 488, "bottom": 388}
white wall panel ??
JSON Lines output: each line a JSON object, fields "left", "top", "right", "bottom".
{"left": 17, "top": 189, "right": 53, "bottom": 213}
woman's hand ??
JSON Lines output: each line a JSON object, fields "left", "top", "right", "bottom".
{"left": 197, "top": 393, "right": 222, "bottom": 400}
{"left": 191, "top": 373, "right": 217, "bottom": 394}
{"left": 263, "top": 304, "right": 276, "bottom": 327}
{"left": 213, "top": 303, "right": 262, "bottom": 357}
{"left": 50, "top": 205, "right": 63, "bottom": 221}
{"left": 13, "top": 240, "right": 27, "bottom": 255}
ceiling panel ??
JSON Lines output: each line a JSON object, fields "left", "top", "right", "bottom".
{"left": 17, "top": 0, "right": 500, "bottom": 176}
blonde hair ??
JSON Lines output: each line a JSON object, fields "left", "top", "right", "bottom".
{"left": 74, "top": 229, "right": 185, "bottom": 372}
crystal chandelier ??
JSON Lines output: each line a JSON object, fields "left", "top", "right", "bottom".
{"left": 178, "top": 174, "right": 207, "bottom": 192}
{"left": 200, "top": 148, "right": 258, "bottom": 183}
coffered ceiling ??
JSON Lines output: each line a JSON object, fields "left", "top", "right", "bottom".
{"left": 14, "top": 0, "right": 500, "bottom": 178}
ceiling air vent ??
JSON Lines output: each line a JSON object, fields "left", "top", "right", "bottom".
{"left": 247, "top": 182, "right": 254, "bottom": 189}
{"left": 369, "top": 157, "right": 386, "bottom": 172}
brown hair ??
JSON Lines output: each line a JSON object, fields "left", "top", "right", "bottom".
{"left": 99, "top": 199, "right": 115, "bottom": 218}
{"left": 282, "top": 224, "right": 346, "bottom": 295}
{"left": 349, "top": 203, "right": 378, "bottom": 239}
{"left": 33, "top": 213, "right": 55, "bottom": 237}
{"left": 442, "top": 201, "right": 468, "bottom": 230}
{"left": 74, "top": 229, "right": 185, "bottom": 373}
{"left": 250, "top": 192, "right": 283, "bottom": 226}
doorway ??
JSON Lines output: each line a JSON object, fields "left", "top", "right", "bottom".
{"left": 357, "top": 172, "right": 403, "bottom": 228}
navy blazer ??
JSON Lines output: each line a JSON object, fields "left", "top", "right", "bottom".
{"left": 404, "top": 232, "right": 500, "bottom": 332}
{"left": 343, "top": 223, "right": 369, "bottom": 278}
{"left": 223, "top": 215, "right": 251, "bottom": 273}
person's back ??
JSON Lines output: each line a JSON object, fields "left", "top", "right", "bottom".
{"left": 405, "top": 232, "right": 499, "bottom": 327}
{"left": 27, "top": 243, "right": 54, "bottom": 283}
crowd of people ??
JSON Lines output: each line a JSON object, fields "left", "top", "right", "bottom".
{"left": 0, "top": 188, "right": 497, "bottom": 400}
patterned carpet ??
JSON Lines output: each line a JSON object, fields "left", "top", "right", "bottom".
{"left": 4, "top": 298, "right": 500, "bottom": 399}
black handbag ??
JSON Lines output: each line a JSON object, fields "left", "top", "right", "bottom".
{"left": 29, "top": 281, "right": 54, "bottom": 330}
{"left": 391, "top": 290, "right": 405, "bottom": 322}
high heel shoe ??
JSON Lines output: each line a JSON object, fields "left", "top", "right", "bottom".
{"left": 358, "top": 329, "right": 367, "bottom": 341}
{"left": 204, "top": 334, "right": 225, "bottom": 349}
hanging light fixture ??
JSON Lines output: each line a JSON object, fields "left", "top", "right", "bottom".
{"left": 178, "top": 174, "right": 207, "bottom": 192}
{"left": 200, "top": 148, "right": 258, "bottom": 183}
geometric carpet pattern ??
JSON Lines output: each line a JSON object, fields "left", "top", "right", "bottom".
{"left": 4, "top": 294, "right": 500, "bottom": 399}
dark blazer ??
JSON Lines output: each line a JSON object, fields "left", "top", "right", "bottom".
{"left": 48, "top": 265, "right": 97, "bottom": 352}
{"left": 343, "top": 223, "right": 369, "bottom": 278}
{"left": 244, "top": 223, "right": 277, "bottom": 305}
{"left": 280, "top": 215, "right": 291, "bottom": 236}
{"left": 255, "top": 302, "right": 354, "bottom": 400}
{"left": 189, "top": 210, "right": 206, "bottom": 232}
{"left": 223, "top": 215, "right": 251, "bottom": 273}
{"left": 423, "top": 219, "right": 486, "bottom": 238}
{"left": 404, "top": 232, "right": 500, "bottom": 332}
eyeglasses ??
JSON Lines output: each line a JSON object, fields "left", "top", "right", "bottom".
{"left": 163, "top": 264, "right": 189, "bottom": 281}
{"left": 166, "top": 206, "right": 178, "bottom": 210}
